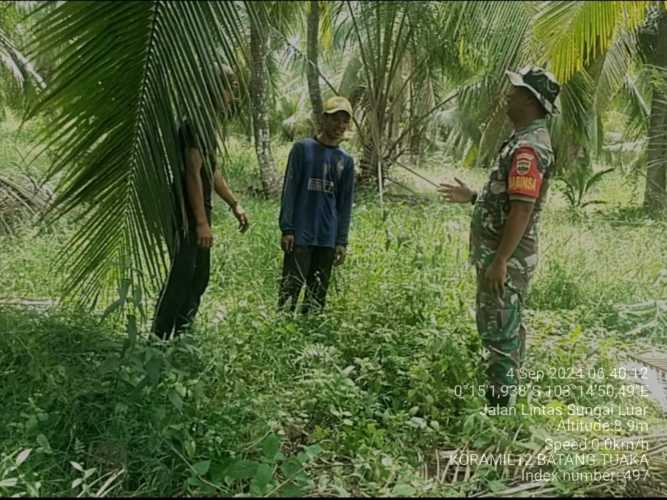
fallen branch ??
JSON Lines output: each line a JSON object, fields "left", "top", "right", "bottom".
{"left": 393, "top": 160, "right": 440, "bottom": 188}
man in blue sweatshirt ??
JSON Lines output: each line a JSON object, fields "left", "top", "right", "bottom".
{"left": 278, "top": 96, "right": 356, "bottom": 313}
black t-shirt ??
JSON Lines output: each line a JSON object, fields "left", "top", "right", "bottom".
{"left": 178, "top": 119, "right": 217, "bottom": 218}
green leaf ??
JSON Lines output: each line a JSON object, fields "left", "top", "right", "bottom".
{"left": 168, "top": 390, "right": 183, "bottom": 412}
{"left": 192, "top": 460, "right": 210, "bottom": 476}
{"left": 37, "top": 434, "right": 52, "bottom": 454}
{"left": 224, "top": 460, "right": 259, "bottom": 480}
{"left": 518, "top": 440, "right": 542, "bottom": 451}
{"left": 279, "top": 483, "right": 308, "bottom": 497}
{"left": 0, "top": 478, "right": 18, "bottom": 488}
{"left": 584, "top": 167, "right": 614, "bottom": 192}
{"left": 127, "top": 314, "right": 137, "bottom": 344}
{"left": 303, "top": 444, "right": 322, "bottom": 460}
{"left": 184, "top": 439, "right": 196, "bottom": 459}
{"left": 209, "top": 460, "right": 230, "bottom": 483}
{"left": 392, "top": 483, "right": 416, "bottom": 496}
{"left": 145, "top": 356, "right": 163, "bottom": 386}
{"left": 488, "top": 479, "right": 506, "bottom": 492}
{"left": 280, "top": 457, "right": 303, "bottom": 479}
{"left": 100, "top": 298, "right": 123, "bottom": 322}
{"left": 581, "top": 200, "right": 608, "bottom": 208}
{"left": 260, "top": 433, "right": 281, "bottom": 461}
{"left": 15, "top": 449, "right": 31, "bottom": 466}
{"left": 0, "top": 26, "right": 43, "bottom": 89}
{"left": 250, "top": 463, "right": 274, "bottom": 495}
{"left": 187, "top": 476, "right": 205, "bottom": 487}
{"left": 99, "top": 356, "right": 121, "bottom": 375}
{"left": 334, "top": 485, "right": 351, "bottom": 496}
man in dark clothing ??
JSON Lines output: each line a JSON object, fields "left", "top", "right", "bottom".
{"left": 152, "top": 71, "right": 249, "bottom": 340}
{"left": 278, "top": 96, "right": 356, "bottom": 313}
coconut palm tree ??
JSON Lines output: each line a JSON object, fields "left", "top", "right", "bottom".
{"left": 248, "top": 3, "right": 281, "bottom": 196}
{"left": 0, "top": 2, "right": 43, "bottom": 108}
{"left": 247, "top": 1, "right": 314, "bottom": 196}
{"left": 306, "top": 0, "right": 323, "bottom": 131}
{"left": 21, "top": 0, "right": 667, "bottom": 313}
{"left": 423, "top": 1, "right": 666, "bottom": 217}
{"left": 26, "top": 1, "right": 249, "bottom": 308}
{"left": 339, "top": 0, "right": 457, "bottom": 187}
{"left": 532, "top": 0, "right": 667, "bottom": 215}
{"left": 640, "top": 8, "right": 667, "bottom": 215}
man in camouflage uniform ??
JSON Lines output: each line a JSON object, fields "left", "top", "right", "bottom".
{"left": 439, "top": 66, "right": 561, "bottom": 407}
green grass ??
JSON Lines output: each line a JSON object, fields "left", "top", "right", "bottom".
{"left": 1, "top": 128, "right": 666, "bottom": 496}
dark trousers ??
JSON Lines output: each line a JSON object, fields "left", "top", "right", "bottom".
{"left": 152, "top": 226, "right": 210, "bottom": 339}
{"left": 278, "top": 245, "right": 335, "bottom": 313}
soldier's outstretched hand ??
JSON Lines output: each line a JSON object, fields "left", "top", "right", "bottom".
{"left": 438, "top": 177, "right": 475, "bottom": 204}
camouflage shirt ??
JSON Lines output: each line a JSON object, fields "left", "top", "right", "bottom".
{"left": 470, "top": 118, "right": 554, "bottom": 267}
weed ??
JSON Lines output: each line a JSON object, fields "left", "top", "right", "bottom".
{"left": 1, "top": 138, "right": 666, "bottom": 496}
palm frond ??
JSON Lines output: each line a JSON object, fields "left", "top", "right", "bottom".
{"left": 318, "top": 1, "right": 345, "bottom": 52}
{"left": 11, "top": 1, "right": 48, "bottom": 15}
{"left": 337, "top": 49, "right": 363, "bottom": 100}
{"left": 0, "top": 26, "right": 43, "bottom": 90}
{"left": 584, "top": 166, "right": 615, "bottom": 191}
{"left": 533, "top": 0, "right": 651, "bottom": 83}
{"left": 593, "top": 28, "right": 639, "bottom": 111}
{"left": 549, "top": 68, "right": 594, "bottom": 170}
{"left": 249, "top": 0, "right": 303, "bottom": 39}
{"left": 619, "top": 66, "right": 653, "bottom": 141}
{"left": 447, "top": 1, "right": 533, "bottom": 166}
{"left": 26, "top": 1, "right": 247, "bottom": 309}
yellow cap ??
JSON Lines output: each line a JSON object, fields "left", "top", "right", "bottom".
{"left": 323, "top": 96, "right": 353, "bottom": 116}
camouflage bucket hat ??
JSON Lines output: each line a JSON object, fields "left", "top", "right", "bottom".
{"left": 506, "top": 65, "right": 561, "bottom": 115}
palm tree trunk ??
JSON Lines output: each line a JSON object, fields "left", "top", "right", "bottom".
{"left": 307, "top": 0, "right": 323, "bottom": 133}
{"left": 644, "top": 89, "right": 667, "bottom": 215}
{"left": 250, "top": 19, "right": 280, "bottom": 196}
{"left": 643, "top": 10, "right": 667, "bottom": 216}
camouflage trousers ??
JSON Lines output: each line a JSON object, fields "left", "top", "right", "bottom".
{"left": 475, "top": 254, "right": 537, "bottom": 406}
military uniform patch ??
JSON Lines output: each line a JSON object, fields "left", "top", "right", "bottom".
{"left": 509, "top": 176, "right": 536, "bottom": 191}
{"left": 514, "top": 153, "right": 533, "bottom": 175}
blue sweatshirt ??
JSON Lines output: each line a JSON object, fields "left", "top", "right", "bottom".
{"left": 279, "top": 138, "right": 355, "bottom": 248}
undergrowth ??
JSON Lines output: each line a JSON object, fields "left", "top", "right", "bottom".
{"left": 1, "top": 134, "right": 666, "bottom": 496}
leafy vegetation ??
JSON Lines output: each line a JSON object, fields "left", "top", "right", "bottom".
{"left": 2, "top": 120, "right": 667, "bottom": 495}
{"left": 0, "top": 0, "right": 666, "bottom": 497}
{"left": 557, "top": 163, "right": 615, "bottom": 211}
{"left": 0, "top": 0, "right": 660, "bottom": 305}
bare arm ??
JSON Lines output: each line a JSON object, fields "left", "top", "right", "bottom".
{"left": 213, "top": 170, "right": 238, "bottom": 208}
{"left": 214, "top": 170, "right": 249, "bottom": 232}
{"left": 494, "top": 201, "right": 533, "bottom": 262}
{"left": 485, "top": 201, "right": 534, "bottom": 296}
{"left": 184, "top": 147, "right": 213, "bottom": 248}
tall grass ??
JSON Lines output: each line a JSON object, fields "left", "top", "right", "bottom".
{"left": 1, "top": 134, "right": 666, "bottom": 496}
